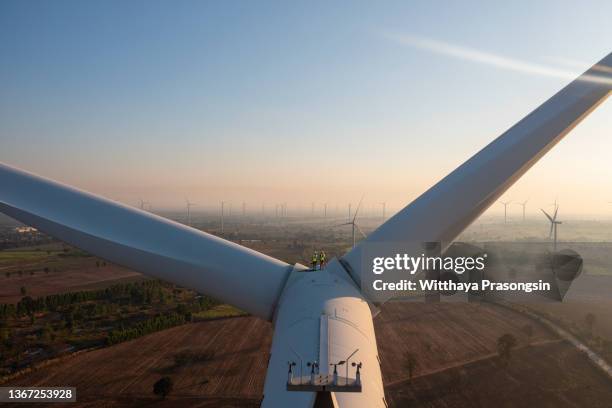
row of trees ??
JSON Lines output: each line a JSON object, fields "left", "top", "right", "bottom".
{"left": 0, "top": 280, "right": 183, "bottom": 319}
{"left": 5, "top": 268, "right": 52, "bottom": 278}
{"left": 106, "top": 313, "right": 186, "bottom": 345}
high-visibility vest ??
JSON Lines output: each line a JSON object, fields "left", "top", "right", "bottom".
{"left": 320, "top": 252, "right": 326, "bottom": 261}
{"left": 312, "top": 253, "right": 318, "bottom": 263}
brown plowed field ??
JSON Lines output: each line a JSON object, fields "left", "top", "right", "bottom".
{"left": 375, "top": 301, "right": 556, "bottom": 384}
{"left": 385, "top": 340, "right": 612, "bottom": 407}
{"left": 0, "top": 264, "right": 141, "bottom": 303}
{"left": 5, "top": 303, "right": 612, "bottom": 407}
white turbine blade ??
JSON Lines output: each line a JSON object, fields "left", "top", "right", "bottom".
{"left": 541, "top": 208, "right": 554, "bottom": 223}
{"left": 0, "top": 162, "right": 291, "bottom": 320}
{"left": 343, "top": 52, "right": 611, "bottom": 284}
{"left": 553, "top": 205, "right": 559, "bottom": 221}
{"left": 549, "top": 222, "right": 554, "bottom": 238}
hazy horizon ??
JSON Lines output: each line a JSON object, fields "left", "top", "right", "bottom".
{"left": 1, "top": 1, "right": 611, "bottom": 217}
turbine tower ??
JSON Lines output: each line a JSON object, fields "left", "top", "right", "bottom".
{"left": 541, "top": 206, "right": 562, "bottom": 251}
{"left": 185, "top": 198, "right": 196, "bottom": 226}
{"left": 499, "top": 200, "right": 512, "bottom": 224}
{"left": 137, "top": 198, "right": 149, "bottom": 211}
{"left": 220, "top": 201, "right": 226, "bottom": 233}
{"left": 516, "top": 199, "right": 529, "bottom": 221}
{"left": 1, "top": 52, "right": 610, "bottom": 408}
{"left": 333, "top": 197, "right": 366, "bottom": 248}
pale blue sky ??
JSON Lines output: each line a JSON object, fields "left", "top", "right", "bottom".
{"left": 1, "top": 1, "right": 611, "bottom": 216}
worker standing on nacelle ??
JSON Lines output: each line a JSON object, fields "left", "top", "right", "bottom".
{"left": 319, "top": 250, "right": 327, "bottom": 269}
{"left": 311, "top": 251, "right": 318, "bottom": 270}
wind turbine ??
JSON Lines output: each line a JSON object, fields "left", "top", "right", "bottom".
{"left": 137, "top": 198, "right": 149, "bottom": 211}
{"left": 1, "top": 52, "right": 609, "bottom": 408}
{"left": 499, "top": 200, "right": 512, "bottom": 224}
{"left": 185, "top": 198, "right": 196, "bottom": 226}
{"left": 516, "top": 199, "right": 529, "bottom": 221}
{"left": 220, "top": 201, "right": 226, "bottom": 233}
{"left": 333, "top": 197, "right": 366, "bottom": 248}
{"left": 541, "top": 206, "right": 562, "bottom": 251}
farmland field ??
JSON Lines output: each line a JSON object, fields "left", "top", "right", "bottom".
{"left": 375, "top": 301, "right": 556, "bottom": 385}
{"left": 2, "top": 218, "right": 612, "bottom": 406}
{"left": 5, "top": 302, "right": 612, "bottom": 407}
{"left": 385, "top": 340, "right": 612, "bottom": 407}
{"left": 5, "top": 317, "right": 272, "bottom": 407}
{"left": 0, "top": 245, "right": 142, "bottom": 303}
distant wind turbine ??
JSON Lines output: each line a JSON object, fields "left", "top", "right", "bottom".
{"left": 516, "top": 199, "right": 529, "bottom": 221}
{"left": 499, "top": 200, "right": 512, "bottom": 224}
{"left": 185, "top": 199, "right": 196, "bottom": 226}
{"left": 137, "top": 198, "right": 149, "bottom": 211}
{"left": 220, "top": 201, "right": 226, "bottom": 233}
{"left": 380, "top": 202, "right": 386, "bottom": 221}
{"left": 334, "top": 196, "right": 366, "bottom": 247}
{"left": 541, "top": 206, "right": 562, "bottom": 251}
